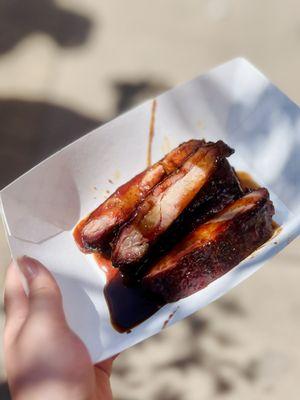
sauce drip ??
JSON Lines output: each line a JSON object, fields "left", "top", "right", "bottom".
{"left": 94, "top": 254, "right": 162, "bottom": 333}
{"left": 94, "top": 253, "right": 117, "bottom": 280}
{"left": 147, "top": 99, "right": 157, "bottom": 167}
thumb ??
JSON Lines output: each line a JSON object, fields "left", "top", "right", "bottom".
{"left": 18, "top": 256, "right": 66, "bottom": 325}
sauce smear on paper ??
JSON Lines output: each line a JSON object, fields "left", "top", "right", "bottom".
{"left": 147, "top": 99, "right": 157, "bottom": 167}
{"left": 94, "top": 254, "right": 162, "bottom": 333}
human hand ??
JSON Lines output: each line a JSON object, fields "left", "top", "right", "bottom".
{"left": 4, "top": 257, "right": 115, "bottom": 400}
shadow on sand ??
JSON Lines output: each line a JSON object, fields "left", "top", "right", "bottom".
{"left": 0, "top": 0, "right": 93, "bottom": 54}
{"left": 0, "top": 99, "right": 101, "bottom": 189}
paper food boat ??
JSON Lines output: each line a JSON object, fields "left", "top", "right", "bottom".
{"left": 1, "top": 58, "right": 300, "bottom": 362}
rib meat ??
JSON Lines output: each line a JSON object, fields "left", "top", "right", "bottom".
{"left": 141, "top": 189, "right": 275, "bottom": 303}
{"left": 112, "top": 141, "right": 243, "bottom": 278}
{"left": 75, "top": 139, "right": 203, "bottom": 253}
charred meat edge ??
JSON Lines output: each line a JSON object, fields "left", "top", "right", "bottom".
{"left": 141, "top": 188, "right": 275, "bottom": 303}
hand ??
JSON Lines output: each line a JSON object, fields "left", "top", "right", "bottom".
{"left": 4, "top": 257, "right": 115, "bottom": 400}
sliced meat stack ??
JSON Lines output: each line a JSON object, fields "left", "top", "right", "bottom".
{"left": 74, "top": 139, "right": 275, "bottom": 303}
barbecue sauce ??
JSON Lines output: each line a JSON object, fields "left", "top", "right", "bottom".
{"left": 94, "top": 253, "right": 162, "bottom": 333}
{"left": 147, "top": 99, "right": 157, "bottom": 167}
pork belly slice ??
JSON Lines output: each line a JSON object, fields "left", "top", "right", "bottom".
{"left": 75, "top": 139, "right": 203, "bottom": 253}
{"left": 141, "top": 189, "right": 275, "bottom": 303}
{"left": 112, "top": 141, "right": 242, "bottom": 277}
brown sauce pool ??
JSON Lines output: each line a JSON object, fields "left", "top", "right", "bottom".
{"left": 94, "top": 254, "right": 163, "bottom": 333}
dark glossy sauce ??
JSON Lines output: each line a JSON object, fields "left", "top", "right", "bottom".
{"left": 147, "top": 99, "right": 157, "bottom": 167}
{"left": 94, "top": 253, "right": 162, "bottom": 333}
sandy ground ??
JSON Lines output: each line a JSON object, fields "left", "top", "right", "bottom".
{"left": 0, "top": 1, "right": 300, "bottom": 399}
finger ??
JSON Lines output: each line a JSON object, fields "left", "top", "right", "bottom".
{"left": 4, "top": 262, "right": 29, "bottom": 346}
{"left": 95, "top": 354, "right": 119, "bottom": 377}
{"left": 17, "top": 256, "right": 66, "bottom": 325}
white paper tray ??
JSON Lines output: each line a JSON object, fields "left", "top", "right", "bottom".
{"left": 1, "top": 58, "right": 300, "bottom": 362}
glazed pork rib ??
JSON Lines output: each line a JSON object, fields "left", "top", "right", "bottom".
{"left": 112, "top": 141, "right": 243, "bottom": 278}
{"left": 75, "top": 139, "right": 203, "bottom": 253}
{"left": 141, "top": 188, "right": 275, "bottom": 303}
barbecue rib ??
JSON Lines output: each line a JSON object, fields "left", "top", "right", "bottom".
{"left": 112, "top": 141, "right": 243, "bottom": 278}
{"left": 75, "top": 139, "right": 203, "bottom": 254}
{"left": 141, "top": 189, "right": 275, "bottom": 303}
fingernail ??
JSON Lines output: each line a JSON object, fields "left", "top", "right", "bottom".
{"left": 17, "top": 256, "right": 39, "bottom": 282}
